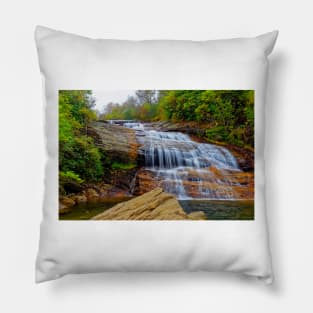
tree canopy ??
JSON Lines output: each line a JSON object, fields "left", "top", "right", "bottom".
{"left": 59, "top": 90, "right": 103, "bottom": 186}
{"left": 101, "top": 90, "right": 254, "bottom": 148}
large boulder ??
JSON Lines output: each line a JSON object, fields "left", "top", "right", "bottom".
{"left": 92, "top": 188, "right": 206, "bottom": 220}
{"left": 88, "top": 122, "right": 139, "bottom": 164}
{"left": 71, "top": 194, "right": 87, "bottom": 204}
{"left": 59, "top": 176, "right": 83, "bottom": 196}
{"left": 59, "top": 196, "right": 76, "bottom": 214}
{"left": 84, "top": 188, "right": 99, "bottom": 201}
{"left": 88, "top": 122, "right": 140, "bottom": 192}
{"left": 134, "top": 168, "right": 160, "bottom": 195}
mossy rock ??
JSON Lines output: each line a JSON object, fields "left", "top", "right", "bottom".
{"left": 59, "top": 176, "right": 83, "bottom": 195}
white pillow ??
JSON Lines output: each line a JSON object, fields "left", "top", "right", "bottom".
{"left": 35, "top": 26, "right": 278, "bottom": 283}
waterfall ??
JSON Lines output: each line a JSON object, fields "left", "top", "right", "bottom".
{"left": 124, "top": 122, "right": 244, "bottom": 200}
{"left": 123, "top": 122, "right": 145, "bottom": 131}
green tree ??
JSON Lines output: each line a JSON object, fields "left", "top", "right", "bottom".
{"left": 59, "top": 90, "right": 104, "bottom": 189}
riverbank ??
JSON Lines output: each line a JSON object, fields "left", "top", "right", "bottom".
{"left": 59, "top": 121, "right": 140, "bottom": 214}
{"left": 92, "top": 188, "right": 206, "bottom": 220}
{"left": 60, "top": 190, "right": 253, "bottom": 220}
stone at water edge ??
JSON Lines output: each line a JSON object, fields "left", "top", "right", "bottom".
{"left": 71, "top": 194, "right": 87, "bottom": 204}
{"left": 84, "top": 188, "right": 100, "bottom": 201}
{"left": 92, "top": 188, "right": 206, "bottom": 220}
{"left": 59, "top": 196, "right": 76, "bottom": 214}
{"left": 188, "top": 211, "right": 207, "bottom": 220}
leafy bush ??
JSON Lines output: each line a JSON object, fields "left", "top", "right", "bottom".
{"left": 60, "top": 171, "right": 84, "bottom": 184}
{"left": 205, "top": 126, "right": 228, "bottom": 142}
{"left": 159, "top": 90, "right": 254, "bottom": 148}
{"left": 59, "top": 90, "right": 104, "bottom": 183}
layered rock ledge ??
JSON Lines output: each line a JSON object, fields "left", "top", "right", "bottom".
{"left": 92, "top": 188, "right": 206, "bottom": 220}
{"left": 135, "top": 167, "right": 254, "bottom": 200}
{"left": 88, "top": 121, "right": 139, "bottom": 163}
{"left": 146, "top": 121, "right": 254, "bottom": 172}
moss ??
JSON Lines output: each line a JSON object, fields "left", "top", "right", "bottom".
{"left": 111, "top": 162, "right": 137, "bottom": 170}
{"left": 60, "top": 171, "right": 84, "bottom": 184}
{"left": 59, "top": 171, "right": 84, "bottom": 196}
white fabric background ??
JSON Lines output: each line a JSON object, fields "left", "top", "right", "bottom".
{"left": 0, "top": 0, "right": 312, "bottom": 312}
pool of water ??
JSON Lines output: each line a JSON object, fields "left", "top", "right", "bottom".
{"left": 179, "top": 200, "right": 254, "bottom": 220}
{"left": 59, "top": 197, "right": 132, "bottom": 220}
{"left": 60, "top": 197, "right": 254, "bottom": 220}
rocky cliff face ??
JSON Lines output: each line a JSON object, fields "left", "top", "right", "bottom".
{"left": 92, "top": 188, "right": 206, "bottom": 220}
{"left": 135, "top": 167, "right": 254, "bottom": 200}
{"left": 88, "top": 121, "right": 139, "bottom": 164}
{"left": 88, "top": 121, "right": 140, "bottom": 191}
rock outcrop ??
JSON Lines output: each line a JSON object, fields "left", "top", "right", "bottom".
{"left": 59, "top": 196, "right": 76, "bottom": 214}
{"left": 88, "top": 121, "right": 139, "bottom": 164}
{"left": 92, "top": 188, "right": 206, "bottom": 220}
{"left": 59, "top": 183, "right": 129, "bottom": 214}
{"left": 135, "top": 167, "right": 254, "bottom": 200}
{"left": 87, "top": 121, "right": 140, "bottom": 192}
{"left": 134, "top": 168, "right": 161, "bottom": 195}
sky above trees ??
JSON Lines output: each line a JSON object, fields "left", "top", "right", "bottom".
{"left": 93, "top": 90, "right": 136, "bottom": 111}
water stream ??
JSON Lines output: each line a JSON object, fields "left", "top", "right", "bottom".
{"left": 61, "top": 121, "right": 254, "bottom": 220}
{"left": 125, "top": 122, "right": 246, "bottom": 200}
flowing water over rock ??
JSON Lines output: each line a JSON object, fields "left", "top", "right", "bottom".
{"left": 125, "top": 122, "right": 253, "bottom": 200}
{"left": 60, "top": 121, "right": 254, "bottom": 220}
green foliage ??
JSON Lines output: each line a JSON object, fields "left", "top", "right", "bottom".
{"left": 60, "top": 171, "right": 84, "bottom": 184}
{"left": 205, "top": 126, "right": 229, "bottom": 142}
{"left": 101, "top": 90, "right": 254, "bottom": 148}
{"left": 111, "top": 162, "right": 137, "bottom": 170}
{"left": 59, "top": 90, "right": 104, "bottom": 183}
{"left": 159, "top": 90, "right": 255, "bottom": 148}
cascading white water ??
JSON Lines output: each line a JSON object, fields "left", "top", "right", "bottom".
{"left": 123, "top": 122, "right": 145, "bottom": 131}
{"left": 124, "top": 122, "right": 243, "bottom": 200}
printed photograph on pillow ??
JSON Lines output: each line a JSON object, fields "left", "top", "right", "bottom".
{"left": 59, "top": 90, "right": 254, "bottom": 220}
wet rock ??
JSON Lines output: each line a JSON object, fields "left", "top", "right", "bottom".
{"left": 135, "top": 166, "right": 254, "bottom": 200}
{"left": 134, "top": 168, "right": 160, "bottom": 195}
{"left": 228, "top": 146, "right": 254, "bottom": 172}
{"left": 59, "top": 204, "right": 71, "bottom": 214}
{"left": 63, "top": 181, "right": 83, "bottom": 194}
{"left": 59, "top": 176, "right": 83, "bottom": 196}
{"left": 148, "top": 121, "right": 254, "bottom": 172}
{"left": 60, "top": 196, "right": 75, "bottom": 207}
{"left": 188, "top": 211, "right": 207, "bottom": 220}
{"left": 59, "top": 196, "right": 75, "bottom": 214}
{"left": 108, "top": 168, "right": 138, "bottom": 193}
{"left": 71, "top": 194, "right": 87, "bottom": 204}
{"left": 84, "top": 188, "right": 99, "bottom": 201}
{"left": 92, "top": 188, "right": 205, "bottom": 220}
{"left": 88, "top": 122, "right": 139, "bottom": 164}
{"left": 183, "top": 167, "right": 254, "bottom": 199}
{"left": 87, "top": 122, "right": 140, "bottom": 193}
